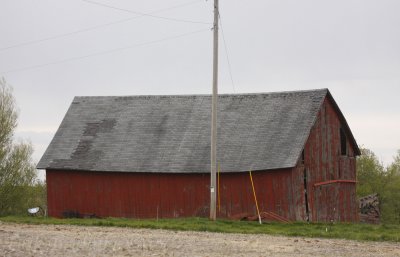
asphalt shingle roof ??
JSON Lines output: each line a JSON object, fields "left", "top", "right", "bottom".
{"left": 37, "top": 89, "right": 334, "bottom": 173}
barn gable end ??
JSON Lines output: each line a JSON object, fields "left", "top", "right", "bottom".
{"left": 292, "top": 94, "right": 359, "bottom": 222}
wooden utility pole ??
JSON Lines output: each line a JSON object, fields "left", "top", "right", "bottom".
{"left": 210, "top": 0, "right": 219, "bottom": 221}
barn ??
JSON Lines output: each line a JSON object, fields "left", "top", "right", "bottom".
{"left": 37, "top": 89, "right": 360, "bottom": 222}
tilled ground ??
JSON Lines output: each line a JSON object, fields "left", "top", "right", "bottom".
{"left": 0, "top": 222, "right": 399, "bottom": 257}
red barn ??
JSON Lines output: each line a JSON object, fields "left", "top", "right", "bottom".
{"left": 37, "top": 89, "right": 360, "bottom": 222}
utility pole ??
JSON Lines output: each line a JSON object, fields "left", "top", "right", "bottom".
{"left": 210, "top": 0, "right": 219, "bottom": 221}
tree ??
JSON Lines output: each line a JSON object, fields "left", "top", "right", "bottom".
{"left": 382, "top": 150, "right": 400, "bottom": 223}
{"left": 388, "top": 150, "right": 400, "bottom": 175}
{"left": 357, "top": 147, "right": 400, "bottom": 224}
{"left": 0, "top": 78, "right": 42, "bottom": 215}
{"left": 356, "top": 147, "right": 386, "bottom": 197}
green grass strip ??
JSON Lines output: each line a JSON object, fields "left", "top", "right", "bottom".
{"left": 1, "top": 216, "right": 399, "bottom": 242}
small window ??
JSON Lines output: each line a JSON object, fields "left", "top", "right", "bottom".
{"left": 340, "top": 128, "right": 347, "bottom": 156}
{"left": 301, "top": 149, "right": 305, "bottom": 164}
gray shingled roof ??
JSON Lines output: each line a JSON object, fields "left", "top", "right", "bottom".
{"left": 38, "top": 89, "right": 334, "bottom": 173}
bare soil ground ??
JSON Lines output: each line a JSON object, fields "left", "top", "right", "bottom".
{"left": 0, "top": 222, "right": 399, "bottom": 257}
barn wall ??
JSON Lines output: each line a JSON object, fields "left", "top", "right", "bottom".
{"left": 47, "top": 171, "right": 209, "bottom": 218}
{"left": 301, "top": 97, "right": 358, "bottom": 222}
{"left": 46, "top": 168, "right": 297, "bottom": 219}
{"left": 218, "top": 169, "right": 297, "bottom": 220}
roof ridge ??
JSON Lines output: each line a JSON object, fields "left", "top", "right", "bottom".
{"left": 73, "top": 88, "right": 328, "bottom": 100}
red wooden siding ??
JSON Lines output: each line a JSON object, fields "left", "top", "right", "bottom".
{"left": 300, "top": 97, "right": 358, "bottom": 222}
{"left": 47, "top": 171, "right": 209, "bottom": 218}
{"left": 47, "top": 168, "right": 301, "bottom": 219}
{"left": 217, "top": 169, "right": 298, "bottom": 220}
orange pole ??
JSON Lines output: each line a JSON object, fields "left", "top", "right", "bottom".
{"left": 218, "top": 163, "right": 221, "bottom": 212}
{"left": 249, "top": 170, "right": 262, "bottom": 224}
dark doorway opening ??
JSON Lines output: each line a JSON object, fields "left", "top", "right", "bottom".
{"left": 340, "top": 128, "right": 347, "bottom": 156}
{"left": 303, "top": 169, "right": 310, "bottom": 221}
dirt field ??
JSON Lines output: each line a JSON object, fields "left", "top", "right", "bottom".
{"left": 0, "top": 222, "right": 399, "bottom": 257}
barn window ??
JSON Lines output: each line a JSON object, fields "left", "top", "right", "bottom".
{"left": 340, "top": 128, "right": 347, "bottom": 156}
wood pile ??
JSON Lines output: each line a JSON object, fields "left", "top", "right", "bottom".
{"left": 359, "top": 194, "right": 380, "bottom": 224}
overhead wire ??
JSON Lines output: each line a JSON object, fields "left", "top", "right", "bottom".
{"left": 81, "top": 0, "right": 211, "bottom": 25}
{"left": 0, "top": 28, "right": 209, "bottom": 74}
{"left": 218, "top": 13, "right": 236, "bottom": 93}
{"left": 0, "top": 0, "right": 209, "bottom": 52}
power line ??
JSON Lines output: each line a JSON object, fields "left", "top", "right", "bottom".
{"left": 0, "top": 28, "right": 209, "bottom": 74}
{"left": 218, "top": 13, "right": 236, "bottom": 93}
{"left": 82, "top": 0, "right": 211, "bottom": 25}
{"left": 0, "top": 0, "right": 208, "bottom": 52}
{"left": 0, "top": 17, "right": 134, "bottom": 52}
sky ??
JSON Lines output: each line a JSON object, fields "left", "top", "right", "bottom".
{"left": 0, "top": 0, "right": 399, "bottom": 180}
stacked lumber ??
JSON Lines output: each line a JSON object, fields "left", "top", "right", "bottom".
{"left": 359, "top": 194, "right": 380, "bottom": 224}
{"left": 259, "top": 212, "right": 291, "bottom": 223}
{"left": 229, "top": 211, "right": 291, "bottom": 223}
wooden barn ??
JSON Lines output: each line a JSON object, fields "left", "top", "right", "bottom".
{"left": 37, "top": 89, "right": 360, "bottom": 222}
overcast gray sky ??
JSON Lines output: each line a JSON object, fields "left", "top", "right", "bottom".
{"left": 1, "top": 0, "right": 399, "bottom": 179}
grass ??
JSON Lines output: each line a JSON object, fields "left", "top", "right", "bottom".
{"left": 1, "top": 216, "right": 399, "bottom": 242}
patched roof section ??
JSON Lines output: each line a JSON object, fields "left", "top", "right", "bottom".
{"left": 38, "top": 89, "right": 329, "bottom": 173}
